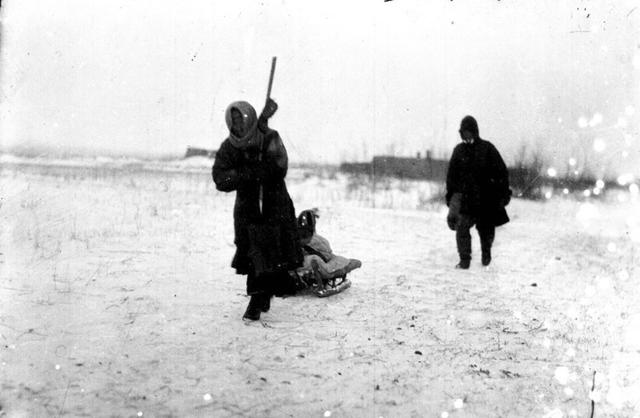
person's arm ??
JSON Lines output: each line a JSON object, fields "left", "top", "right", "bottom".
{"left": 251, "top": 98, "right": 288, "bottom": 182}
{"left": 254, "top": 130, "right": 288, "bottom": 182}
{"left": 257, "top": 98, "right": 278, "bottom": 132}
{"left": 212, "top": 143, "right": 255, "bottom": 192}
{"left": 445, "top": 146, "right": 461, "bottom": 206}
{"left": 488, "top": 144, "right": 511, "bottom": 206}
{"left": 447, "top": 192, "right": 462, "bottom": 230}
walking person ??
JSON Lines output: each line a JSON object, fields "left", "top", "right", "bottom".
{"left": 445, "top": 115, "right": 512, "bottom": 269}
{"left": 212, "top": 98, "right": 302, "bottom": 320}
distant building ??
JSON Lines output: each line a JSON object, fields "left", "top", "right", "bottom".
{"left": 184, "top": 147, "right": 216, "bottom": 159}
{"left": 371, "top": 155, "right": 448, "bottom": 181}
{"left": 340, "top": 154, "right": 449, "bottom": 182}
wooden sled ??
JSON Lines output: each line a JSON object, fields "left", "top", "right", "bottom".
{"left": 290, "top": 258, "right": 359, "bottom": 297}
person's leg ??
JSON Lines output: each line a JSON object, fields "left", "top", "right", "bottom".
{"left": 476, "top": 222, "right": 496, "bottom": 266}
{"left": 244, "top": 271, "right": 266, "bottom": 320}
{"left": 246, "top": 271, "right": 259, "bottom": 295}
{"left": 269, "top": 270, "right": 299, "bottom": 298}
{"left": 258, "top": 272, "right": 275, "bottom": 312}
{"left": 455, "top": 214, "right": 475, "bottom": 268}
{"left": 260, "top": 291, "right": 272, "bottom": 313}
{"left": 249, "top": 271, "right": 297, "bottom": 314}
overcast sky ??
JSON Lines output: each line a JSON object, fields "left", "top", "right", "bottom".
{"left": 1, "top": 0, "right": 639, "bottom": 176}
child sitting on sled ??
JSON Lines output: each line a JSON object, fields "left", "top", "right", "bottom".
{"left": 291, "top": 208, "right": 361, "bottom": 297}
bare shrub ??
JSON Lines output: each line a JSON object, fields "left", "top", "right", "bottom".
{"left": 510, "top": 143, "right": 546, "bottom": 200}
{"left": 419, "top": 182, "right": 446, "bottom": 209}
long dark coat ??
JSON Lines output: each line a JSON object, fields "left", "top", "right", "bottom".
{"left": 445, "top": 138, "right": 511, "bottom": 226}
{"left": 212, "top": 127, "right": 302, "bottom": 275}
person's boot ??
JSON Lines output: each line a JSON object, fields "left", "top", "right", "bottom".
{"left": 456, "top": 258, "right": 471, "bottom": 269}
{"left": 242, "top": 294, "right": 263, "bottom": 321}
{"left": 260, "top": 294, "right": 272, "bottom": 313}
{"left": 481, "top": 252, "right": 491, "bottom": 266}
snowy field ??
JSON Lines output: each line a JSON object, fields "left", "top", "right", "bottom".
{"left": 1, "top": 156, "right": 640, "bottom": 417}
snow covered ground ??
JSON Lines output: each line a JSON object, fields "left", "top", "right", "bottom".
{"left": 1, "top": 158, "right": 639, "bottom": 417}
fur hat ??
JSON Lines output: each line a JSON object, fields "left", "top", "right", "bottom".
{"left": 297, "top": 208, "right": 319, "bottom": 240}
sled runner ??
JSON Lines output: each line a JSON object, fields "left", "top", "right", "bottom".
{"left": 290, "top": 258, "right": 358, "bottom": 297}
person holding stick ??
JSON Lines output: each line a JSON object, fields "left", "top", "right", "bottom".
{"left": 212, "top": 58, "right": 302, "bottom": 320}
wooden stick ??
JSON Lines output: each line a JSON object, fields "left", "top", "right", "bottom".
{"left": 590, "top": 370, "right": 596, "bottom": 418}
{"left": 266, "top": 56, "right": 277, "bottom": 102}
{"left": 259, "top": 57, "right": 276, "bottom": 215}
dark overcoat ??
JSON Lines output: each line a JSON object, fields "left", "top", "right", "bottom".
{"left": 445, "top": 138, "right": 511, "bottom": 226}
{"left": 212, "top": 127, "right": 303, "bottom": 275}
